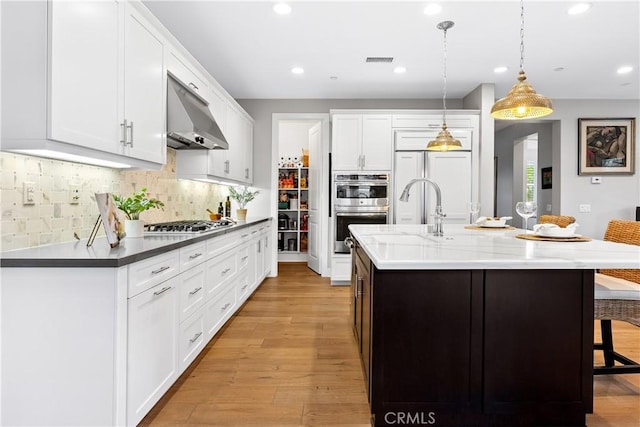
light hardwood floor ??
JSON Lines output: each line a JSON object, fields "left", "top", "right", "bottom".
{"left": 141, "top": 263, "right": 640, "bottom": 427}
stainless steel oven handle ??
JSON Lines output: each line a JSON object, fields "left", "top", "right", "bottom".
{"left": 336, "top": 212, "right": 387, "bottom": 217}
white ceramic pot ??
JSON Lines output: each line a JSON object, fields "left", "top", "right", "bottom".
{"left": 236, "top": 209, "right": 247, "bottom": 222}
{"left": 124, "top": 219, "right": 144, "bottom": 238}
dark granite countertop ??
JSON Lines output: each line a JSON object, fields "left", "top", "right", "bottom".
{"left": 0, "top": 217, "right": 271, "bottom": 268}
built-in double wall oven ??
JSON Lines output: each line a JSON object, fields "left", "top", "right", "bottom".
{"left": 334, "top": 173, "right": 389, "bottom": 253}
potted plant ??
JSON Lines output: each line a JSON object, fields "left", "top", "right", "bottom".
{"left": 228, "top": 185, "right": 259, "bottom": 222}
{"left": 113, "top": 187, "right": 164, "bottom": 237}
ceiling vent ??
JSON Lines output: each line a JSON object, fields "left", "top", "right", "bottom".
{"left": 365, "top": 57, "right": 394, "bottom": 63}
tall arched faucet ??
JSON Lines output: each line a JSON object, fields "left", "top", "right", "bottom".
{"left": 399, "top": 178, "right": 445, "bottom": 236}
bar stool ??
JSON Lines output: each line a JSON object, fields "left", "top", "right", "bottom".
{"left": 594, "top": 219, "right": 640, "bottom": 375}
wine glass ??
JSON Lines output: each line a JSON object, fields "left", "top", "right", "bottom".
{"left": 515, "top": 202, "right": 537, "bottom": 231}
{"left": 468, "top": 202, "right": 481, "bottom": 224}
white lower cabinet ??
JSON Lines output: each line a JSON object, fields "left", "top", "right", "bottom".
{"left": 0, "top": 220, "right": 271, "bottom": 427}
{"left": 179, "top": 306, "right": 206, "bottom": 372}
{"left": 127, "top": 279, "right": 179, "bottom": 426}
{"left": 205, "top": 279, "right": 238, "bottom": 339}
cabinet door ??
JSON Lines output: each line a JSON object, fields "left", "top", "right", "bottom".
{"left": 127, "top": 280, "right": 178, "bottom": 425}
{"left": 393, "top": 152, "right": 424, "bottom": 224}
{"left": 427, "top": 151, "right": 471, "bottom": 224}
{"left": 167, "top": 51, "right": 207, "bottom": 99}
{"left": 242, "top": 116, "right": 254, "bottom": 183}
{"left": 49, "top": 0, "right": 121, "bottom": 154}
{"left": 123, "top": 6, "right": 165, "bottom": 163}
{"left": 361, "top": 115, "right": 392, "bottom": 170}
{"left": 332, "top": 115, "right": 362, "bottom": 170}
{"left": 262, "top": 229, "right": 272, "bottom": 278}
{"left": 223, "top": 104, "right": 245, "bottom": 181}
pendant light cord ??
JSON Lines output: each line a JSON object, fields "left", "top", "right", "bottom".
{"left": 442, "top": 25, "right": 448, "bottom": 126}
{"left": 519, "top": 0, "right": 525, "bottom": 72}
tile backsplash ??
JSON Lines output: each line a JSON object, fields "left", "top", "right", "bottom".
{"left": 0, "top": 149, "right": 227, "bottom": 251}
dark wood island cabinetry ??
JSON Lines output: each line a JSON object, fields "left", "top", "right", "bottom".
{"left": 351, "top": 237, "right": 594, "bottom": 427}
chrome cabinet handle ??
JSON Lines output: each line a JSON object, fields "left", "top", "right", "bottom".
{"left": 221, "top": 302, "right": 231, "bottom": 312}
{"left": 245, "top": 168, "right": 249, "bottom": 179}
{"left": 189, "top": 286, "right": 203, "bottom": 296}
{"left": 361, "top": 154, "right": 365, "bottom": 168}
{"left": 127, "top": 121, "right": 134, "bottom": 147}
{"left": 241, "top": 284, "right": 248, "bottom": 291}
{"left": 357, "top": 277, "right": 364, "bottom": 297}
{"left": 258, "top": 240, "right": 261, "bottom": 253}
{"left": 222, "top": 268, "right": 231, "bottom": 275}
{"left": 189, "top": 252, "right": 203, "bottom": 260}
{"left": 188, "top": 82, "right": 199, "bottom": 91}
{"left": 224, "top": 160, "right": 230, "bottom": 174}
{"left": 189, "top": 332, "right": 202, "bottom": 343}
{"left": 120, "top": 119, "right": 128, "bottom": 145}
{"left": 153, "top": 286, "right": 172, "bottom": 296}
{"left": 241, "top": 234, "right": 249, "bottom": 238}
{"left": 241, "top": 256, "right": 249, "bottom": 261}
{"left": 151, "top": 266, "right": 171, "bottom": 274}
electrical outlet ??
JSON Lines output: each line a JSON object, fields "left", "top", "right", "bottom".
{"left": 69, "top": 185, "right": 80, "bottom": 204}
{"left": 546, "top": 204, "right": 552, "bottom": 212}
{"left": 579, "top": 204, "right": 591, "bottom": 213}
{"left": 23, "top": 181, "right": 36, "bottom": 205}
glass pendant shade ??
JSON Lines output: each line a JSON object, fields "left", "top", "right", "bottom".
{"left": 491, "top": 70, "right": 553, "bottom": 119}
{"left": 426, "top": 124, "right": 462, "bottom": 151}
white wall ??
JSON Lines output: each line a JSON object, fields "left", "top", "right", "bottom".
{"left": 277, "top": 120, "right": 317, "bottom": 163}
{"left": 495, "top": 99, "right": 639, "bottom": 239}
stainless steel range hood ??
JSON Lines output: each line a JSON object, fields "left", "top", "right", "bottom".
{"left": 166, "top": 72, "right": 228, "bottom": 150}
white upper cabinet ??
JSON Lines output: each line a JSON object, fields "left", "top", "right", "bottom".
{"left": 332, "top": 114, "right": 392, "bottom": 171}
{"left": 123, "top": 5, "right": 166, "bottom": 164}
{"left": 1, "top": 0, "right": 166, "bottom": 169}
{"left": 167, "top": 51, "right": 208, "bottom": 100}
{"left": 48, "top": 0, "right": 121, "bottom": 154}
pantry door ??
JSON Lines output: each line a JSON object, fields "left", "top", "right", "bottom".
{"left": 307, "top": 122, "right": 322, "bottom": 274}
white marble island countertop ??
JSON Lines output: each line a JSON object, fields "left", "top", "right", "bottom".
{"left": 349, "top": 224, "right": 640, "bottom": 270}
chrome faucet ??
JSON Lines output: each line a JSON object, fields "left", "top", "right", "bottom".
{"left": 399, "top": 178, "right": 446, "bottom": 236}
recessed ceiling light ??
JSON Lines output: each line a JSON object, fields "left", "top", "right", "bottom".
{"left": 273, "top": 3, "right": 292, "bottom": 15}
{"left": 291, "top": 67, "right": 304, "bottom": 75}
{"left": 568, "top": 3, "right": 591, "bottom": 15}
{"left": 423, "top": 4, "right": 442, "bottom": 15}
{"left": 394, "top": 67, "right": 407, "bottom": 74}
{"left": 494, "top": 66, "right": 508, "bottom": 73}
{"left": 617, "top": 66, "right": 633, "bottom": 74}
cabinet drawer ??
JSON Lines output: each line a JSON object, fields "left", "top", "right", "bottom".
{"left": 204, "top": 281, "right": 237, "bottom": 340}
{"left": 178, "top": 264, "right": 206, "bottom": 323}
{"left": 128, "top": 250, "right": 180, "bottom": 297}
{"left": 179, "top": 306, "right": 205, "bottom": 373}
{"left": 237, "top": 271, "right": 251, "bottom": 303}
{"left": 180, "top": 242, "right": 206, "bottom": 271}
{"left": 238, "top": 245, "right": 250, "bottom": 272}
{"left": 205, "top": 252, "right": 237, "bottom": 300}
{"left": 207, "top": 232, "right": 238, "bottom": 259}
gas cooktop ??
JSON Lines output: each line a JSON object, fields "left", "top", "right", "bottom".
{"left": 144, "top": 219, "right": 234, "bottom": 234}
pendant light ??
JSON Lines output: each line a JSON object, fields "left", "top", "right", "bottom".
{"left": 491, "top": 0, "right": 553, "bottom": 120}
{"left": 427, "top": 21, "right": 462, "bottom": 151}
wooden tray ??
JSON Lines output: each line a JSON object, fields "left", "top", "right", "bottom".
{"left": 465, "top": 225, "right": 515, "bottom": 231}
{"left": 515, "top": 234, "right": 592, "bottom": 242}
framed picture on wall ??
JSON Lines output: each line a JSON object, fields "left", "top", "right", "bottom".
{"left": 578, "top": 118, "right": 635, "bottom": 175}
{"left": 541, "top": 167, "right": 552, "bottom": 189}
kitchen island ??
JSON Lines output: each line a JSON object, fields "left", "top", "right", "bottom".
{"left": 348, "top": 224, "right": 640, "bottom": 427}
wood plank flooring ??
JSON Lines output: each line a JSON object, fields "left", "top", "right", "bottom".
{"left": 141, "top": 263, "right": 640, "bottom": 427}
